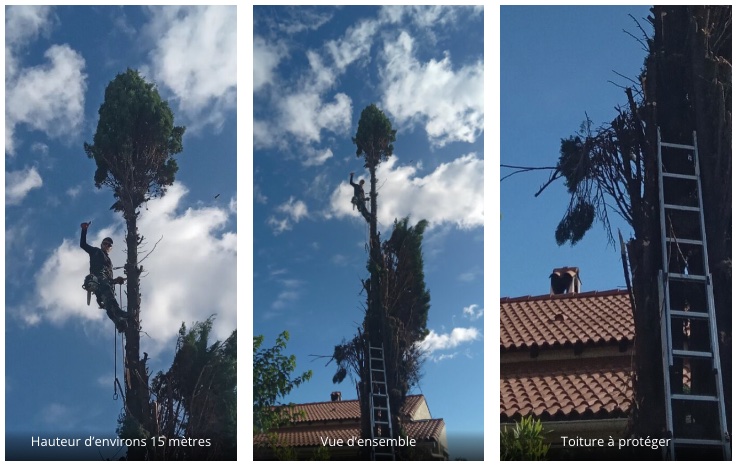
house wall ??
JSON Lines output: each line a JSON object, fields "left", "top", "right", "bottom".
{"left": 410, "top": 398, "right": 432, "bottom": 420}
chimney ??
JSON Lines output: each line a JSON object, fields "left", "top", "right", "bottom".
{"left": 330, "top": 391, "right": 342, "bottom": 402}
{"left": 549, "top": 266, "right": 581, "bottom": 295}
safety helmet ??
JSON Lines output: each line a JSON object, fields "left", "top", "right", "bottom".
{"left": 102, "top": 237, "right": 113, "bottom": 245}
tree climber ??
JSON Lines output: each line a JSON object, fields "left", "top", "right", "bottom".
{"left": 349, "top": 172, "right": 370, "bottom": 222}
{"left": 80, "top": 221, "right": 128, "bottom": 332}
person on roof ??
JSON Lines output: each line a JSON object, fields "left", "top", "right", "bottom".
{"left": 349, "top": 172, "right": 370, "bottom": 222}
{"left": 80, "top": 221, "right": 128, "bottom": 332}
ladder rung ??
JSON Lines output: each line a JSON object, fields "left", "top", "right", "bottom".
{"left": 665, "top": 237, "right": 703, "bottom": 245}
{"left": 373, "top": 421, "right": 390, "bottom": 425}
{"left": 663, "top": 172, "right": 698, "bottom": 180}
{"left": 670, "top": 310, "right": 710, "bottom": 319}
{"left": 672, "top": 349, "right": 713, "bottom": 359}
{"left": 374, "top": 406, "right": 389, "bottom": 411}
{"left": 668, "top": 272, "right": 708, "bottom": 282}
{"left": 660, "top": 141, "right": 696, "bottom": 150}
{"left": 663, "top": 203, "right": 700, "bottom": 212}
{"left": 672, "top": 438, "right": 725, "bottom": 447}
{"left": 671, "top": 394, "right": 719, "bottom": 402}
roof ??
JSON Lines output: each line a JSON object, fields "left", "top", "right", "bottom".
{"left": 255, "top": 418, "right": 445, "bottom": 447}
{"left": 500, "top": 357, "right": 634, "bottom": 422}
{"left": 280, "top": 394, "right": 427, "bottom": 423}
{"left": 500, "top": 289, "right": 634, "bottom": 351}
{"left": 255, "top": 395, "right": 445, "bottom": 448}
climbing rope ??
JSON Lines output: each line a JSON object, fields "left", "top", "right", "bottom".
{"left": 113, "top": 322, "right": 118, "bottom": 400}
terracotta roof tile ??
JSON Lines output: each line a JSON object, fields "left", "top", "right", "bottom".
{"left": 500, "top": 289, "right": 634, "bottom": 350}
{"left": 500, "top": 357, "right": 634, "bottom": 422}
{"left": 254, "top": 419, "right": 445, "bottom": 447}
{"left": 284, "top": 399, "right": 360, "bottom": 422}
{"left": 256, "top": 395, "right": 441, "bottom": 448}
{"left": 404, "top": 418, "right": 445, "bottom": 441}
{"left": 255, "top": 426, "right": 359, "bottom": 447}
{"left": 281, "top": 394, "right": 426, "bottom": 423}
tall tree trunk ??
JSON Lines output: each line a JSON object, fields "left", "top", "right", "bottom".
{"left": 123, "top": 208, "right": 152, "bottom": 459}
{"left": 629, "top": 5, "right": 732, "bottom": 441}
{"left": 686, "top": 6, "right": 732, "bottom": 434}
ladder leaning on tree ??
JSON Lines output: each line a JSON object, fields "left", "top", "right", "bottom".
{"left": 367, "top": 344, "right": 395, "bottom": 460}
{"left": 656, "top": 128, "right": 730, "bottom": 461}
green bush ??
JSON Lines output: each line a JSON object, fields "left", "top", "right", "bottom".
{"left": 500, "top": 416, "right": 551, "bottom": 461}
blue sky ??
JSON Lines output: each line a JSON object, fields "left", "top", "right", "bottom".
{"left": 253, "top": 6, "right": 484, "bottom": 460}
{"left": 4, "top": 6, "right": 236, "bottom": 459}
{"left": 501, "top": 5, "right": 653, "bottom": 298}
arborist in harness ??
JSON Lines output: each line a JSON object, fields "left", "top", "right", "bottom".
{"left": 349, "top": 172, "right": 370, "bottom": 223}
{"left": 80, "top": 222, "right": 128, "bottom": 332}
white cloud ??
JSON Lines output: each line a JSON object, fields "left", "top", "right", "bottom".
{"left": 328, "top": 154, "right": 484, "bottom": 229}
{"left": 144, "top": 6, "right": 236, "bottom": 130}
{"left": 380, "top": 31, "right": 483, "bottom": 147}
{"left": 279, "top": 91, "right": 352, "bottom": 144}
{"left": 6, "top": 44, "right": 87, "bottom": 155}
{"left": 326, "top": 18, "right": 380, "bottom": 71}
{"left": 303, "top": 148, "right": 334, "bottom": 167}
{"left": 255, "top": 14, "right": 366, "bottom": 150}
{"left": 418, "top": 327, "right": 481, "bottom": 354}
{"left": 254, "top": 184, "right": 268, "bottom": 204}
{"left": 270, "top": 278, "right": 304, "bottom": 311}
{"left": 66, "top": 185, "right": 82, "bottom": 199}
{"left": 267, "top": 196, "right": 309, "bottom": 234}
{"left": 463, "top": 304, "right": 484, "bottom": 321}
{"left": 254, "top": 35, "right": 285, "bottom": 92}
{"left": 40, "top": 402, "right": 75, "bottom": 429}
{"left": 278, "top": 196, "right": 308, "bottom": 221}
{"left": 15, "top": 182, "right": 236, "bottom": 357}
{"left": 6, "top": 167, "right": 43, "bottom": 205}
{"left": 5, "top": 6, "right": 54, "bottom": 79}
{"left": 379, "top": 6, "right": 476, "bottom": 30}
{"left": 5, "top": 5, "right": 54, "bottom": 45}
{"left": 458, "top": 266, "right": 483, "bottom": 282}
{"left": 262, "top": 7, "right": 333, "bottom": 36}
{"left": 31, "top": 142, "right": 49, "bottom": 155}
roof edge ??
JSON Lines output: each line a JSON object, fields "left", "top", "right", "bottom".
{"left": 500, "top": 288, "right": 628, "bottom": 304}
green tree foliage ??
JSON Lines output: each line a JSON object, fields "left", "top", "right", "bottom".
{"left": 382, "top": 218, "right": 430, "bottom": 403}
{"left": 353, "top": 103, "right": 396, "bottom": 168}
{"left": 331, "top": 217, "right": 431, "bottom": 460}
{"left": 383, "top": 218, "right": 431, "bottom": 343}
{"left": 550, "top": 116, "right": 636, "bottom": 246}
{"left": 332, "top": 218, "right": 431, "bottom": 389}
{"left": 253, "top": 331, "right": 313, "bottom": 433}
{"left": 149, "top": 317, "right": 236, "bottom": 460}
{"left": 84, "top": 68, "right": 184, "bottom": 214}
{"left": 500, "top": 416, "right": 551, "bottom": 461}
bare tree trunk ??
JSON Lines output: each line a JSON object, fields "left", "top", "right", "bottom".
{"left": 123, "top": 207, "right": 153, "bottom": 459}
{"left": 629, "top": 4, "right": 732, "bottom": 441}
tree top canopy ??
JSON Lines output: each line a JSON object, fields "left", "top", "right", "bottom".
{"left": 352, "top": 103, "right": 396, "bottom": 167}
{"left": 84, "top": 68, "right": 185, "bottom": 211}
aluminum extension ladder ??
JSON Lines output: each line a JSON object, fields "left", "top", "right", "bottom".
{"left": 368, "top": 345, "right": 395, "bottom": 460}
{"left": 656, "top": 128, "right": 730, "bottom": 460}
